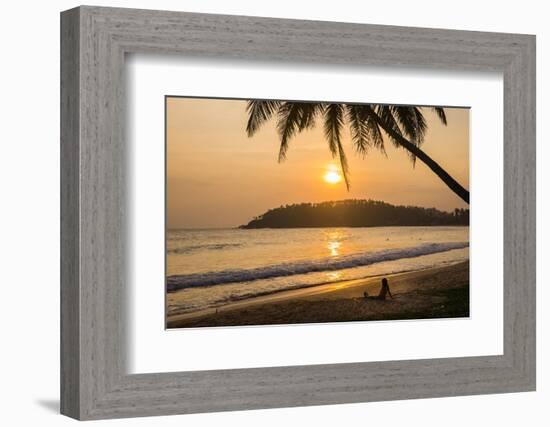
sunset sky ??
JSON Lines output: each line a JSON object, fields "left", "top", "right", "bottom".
{"left": 167, "top": 97, "right": 469, "bottom": 229}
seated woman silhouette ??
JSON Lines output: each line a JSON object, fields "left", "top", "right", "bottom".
{"left": 364, "top": 278, "right": 393, "bottom": 300}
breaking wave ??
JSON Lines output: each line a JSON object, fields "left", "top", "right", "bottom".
{"left": 167, "top": 241, "right": 468, "bottom": 292}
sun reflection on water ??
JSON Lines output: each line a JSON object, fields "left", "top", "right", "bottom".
{"left": 327, "top": 271, "right": 342, "bottom": 281}
{"left": 327, "top": 240, "right": 341, "bottom": 256}
{"left": 325, "top": 230, "right": 346, "bottom": 257}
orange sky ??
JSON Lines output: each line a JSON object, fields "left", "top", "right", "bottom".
{"left": 167, "top": 97, "right": 469, "bottom": 229}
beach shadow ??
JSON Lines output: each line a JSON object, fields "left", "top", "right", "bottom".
{"left": 35, "top": 398, "right": 59, "bottom": 413}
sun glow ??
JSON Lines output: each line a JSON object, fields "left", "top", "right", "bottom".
{"left": 323, "top": 165, "right": 342, "bottom": 184}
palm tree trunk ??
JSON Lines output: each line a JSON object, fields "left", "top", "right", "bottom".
{"left": 372, "top": 114, "right": 470, "bottom": 204}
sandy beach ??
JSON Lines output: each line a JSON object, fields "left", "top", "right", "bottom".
{"left": 167, "top": 260, "right": 469, "bottom": 328}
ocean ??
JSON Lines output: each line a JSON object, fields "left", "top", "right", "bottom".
{"left": 166, "top": 226, "right": 469, "bottom": 317}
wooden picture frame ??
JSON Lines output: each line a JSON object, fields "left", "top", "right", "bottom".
{"left": 60, "top": 5, "right": 536, "bottom": 420}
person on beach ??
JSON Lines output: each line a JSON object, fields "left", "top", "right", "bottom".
{"left": 364, "top": 278, "right": 393, "bottom": 301}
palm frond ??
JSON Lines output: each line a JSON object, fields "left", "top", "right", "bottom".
{"left": 363, "top": 106, "right": 387, "bottom": 156}
{"left": 336, "top": 140, "right": 351, "bottom": 191}
{"left": 374, "top": 105, "right": 404, "bottom": 148}
{"left": 276, "top": 102, "right": 319, "bottom": 162}
{"left": 431, "top": 107, "right": 448, "bottom": 125}
{"left": 244, "top": 99, "right": 468, "bottom": 203}
{"left": 389, "top": 106, "right": 427, "bottom": 144}
{"left": 297, "top": 103, "right": 321, "bottom": 130}
{"left": 323, "top": 103, "right": 350, "bottom": 189}
{"left": 346, "top": 104, "right": 388, "bottom": 158}
{"left": 246, "top": 100, "right": 282, "bottom": 136}
{"left": 375, "top": 105, "right": 428, "bottom": 166}
{"left": 346, "top": 105, "right": 369, "bottom": 157}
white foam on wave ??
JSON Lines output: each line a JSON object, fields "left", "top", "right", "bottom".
{"left": 166, "top": 242, "right": 469, "bottom": 292}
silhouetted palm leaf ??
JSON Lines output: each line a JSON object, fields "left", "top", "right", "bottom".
{"left": 245, "top": 100, "right": 469, "bottom": 203}
{"left": 387, "top": 105, "right": 427, "bottom": 166}
{"left": 346, "top": 105, "right": 370, "bottom": 157}
{"left": 432, "top": 107, "right": 447, "bottom": 125}
{"left": 276, "top": 102, "right": 320, "bottom": 161}
{"left": 246, "top": 100, "right": 281, "bottom": 136}
{"left": 322, "top": 103, "right": 350, "bottom": 189}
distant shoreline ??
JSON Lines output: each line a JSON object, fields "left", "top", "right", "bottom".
{"left": 239, "top": 199, "right": 468, "bottom": 229}
{"left": 237, "top": 224, "right": 469, "bottom": 230}
{"left": 167, "top": 224, "right": 470, "bottom": 232}
{"left": 167, "top": 261, "right": 469, "bottom": 329}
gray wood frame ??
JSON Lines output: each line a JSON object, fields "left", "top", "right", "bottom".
{"left": 60, "top": 5, "right": 536, "bottom": 420}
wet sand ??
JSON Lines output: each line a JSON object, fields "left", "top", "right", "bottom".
{"left": 167, "top": 261, "right": 469, "bottom": 329}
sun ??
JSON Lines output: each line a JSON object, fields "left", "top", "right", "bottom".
{"left": 324, "top": 171, "right": 342, "bottom": 184}
{"left": 323, "top": 165, "right": 342, "bottom": 184}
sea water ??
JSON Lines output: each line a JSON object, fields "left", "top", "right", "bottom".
{"left": 166, "top": 226, "right": 469, "bottom": 316}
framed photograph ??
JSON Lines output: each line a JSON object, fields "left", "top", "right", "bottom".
{"left": 164, "top": 96, "right": 471, "bottom": 329}
{"left": 61, "top": 6, "right": 536, "bottom": 420}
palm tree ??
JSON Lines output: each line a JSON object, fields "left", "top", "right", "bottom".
{"left": 245, "top": 101, "right": 469, "bottom": 204}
